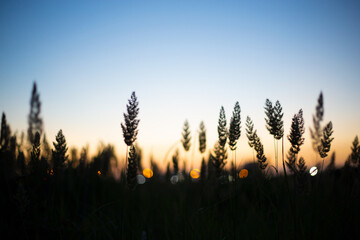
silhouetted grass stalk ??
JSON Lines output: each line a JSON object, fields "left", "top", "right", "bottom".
{"left": 274, "top": 139, "right": 277, "bottom": 172}
{"left": 229, "top": 102, "right": 241, "bottom": 182}
{"left": 181, "top": 120, "right": 191, "bottom": 175}
{"left": 191, "top": 131, "right": 197, "bottom": 170}
{"left": 286, "top": 109, "right": 305, "bottom": 175}
{"left": 211, "top": 106, "right": 228, "bottom": 180}
{"left": 264, "top": 99, "right": 283, "bottom": 173}
{"left": 126, "top": 145, "right": 138, "bottom": 190}
{"left": 120, "top": 91, "right": 139, "bottom": 187}
{"left": 198, "top": 121, "right": 207, "bottom": 181}
{"left": 124, "top": 146, "right": 128, "bottom": 182}
{"left": 281, "top": 136, "right": 298, "bottom": 240}
{"left": 318, "top": 122, "right": 334, "bottom": 189}
{"left": 310, "top": 92, "right": 324, "bottom": 164}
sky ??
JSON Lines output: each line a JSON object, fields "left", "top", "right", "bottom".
{"left": 1, "top": 0, "right": 360, "bottom": 171}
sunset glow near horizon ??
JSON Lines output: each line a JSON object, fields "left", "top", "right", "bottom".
{"left": 1, "top": 0, "right": 360, "bottom": 171}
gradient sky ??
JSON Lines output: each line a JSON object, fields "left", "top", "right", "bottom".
{"left": 1, "top": 0, "right": 360, "bottom": 170}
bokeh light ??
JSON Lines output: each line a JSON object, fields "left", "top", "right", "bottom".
{"left": 97, "top": 170, "right": 101, "bottom": 176}
{"left": 239, "top": 169, "right": 248, "bottom": 179}
{"left": 190, "top": 169, "right": 200, "bottom": 179}
{"left": 47, "top": 169, "right": 54, "bottom": 176}
{"left": 170, "top": 175, "right": 179, "bottom": 184}
{"left": 309, "top": 166, "right": 318, "bottom": 176}
{"left": 136, "top": 175, "right": 146, "bottom": 184}
{"left": 143, "top": 168, "right": 153, "bottom": 178}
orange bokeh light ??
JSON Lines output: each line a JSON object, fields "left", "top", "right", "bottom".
{"left": 239, "top": 169, "right": 248, "bottom": 179}
{"left": 143, "top": 168, "right": 153, "bottom": 178}
{"left": 190, "top": 169, "right": 200, "bottom": 179}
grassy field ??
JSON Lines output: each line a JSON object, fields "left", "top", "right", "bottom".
{"left": 2, "top": 160, "right": 360, "bottom": 240}
{"left": 1, "top": 87, "right": 359, "bottom": 239}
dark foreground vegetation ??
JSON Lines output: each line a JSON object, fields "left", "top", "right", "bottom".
{"left": 2, "top": 160, "right": 360, "bottom": 239}
{"left": 1, "top": 83, "right": 360, "bottom": 239}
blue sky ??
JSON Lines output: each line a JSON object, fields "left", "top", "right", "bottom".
{"left": 1, "top": 0, "right": 360, "bottom": 169}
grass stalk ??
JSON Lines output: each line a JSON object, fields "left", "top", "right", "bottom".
{"left": 274, "top": 138, "right": 277, "bottom": 172}
{"left": 124, "top": 146, "right": 128, "bottom": 183}
{"left": 282, "top": 137, "right": 297, "bottom": 240}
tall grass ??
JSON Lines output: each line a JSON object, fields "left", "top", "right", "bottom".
{"left": 198, "top": 121, "right": 206, "bottom": 155}
{"left": 0, "top": 112, "right": 11, "bottom": 150}
{"left": 52, "top": 129, "right": 68, "bottom": 174}
{"left": 318, "top": 121, "right": 334, "bottom": 173}
{"left": 286, "top": 109, "right": 305, "bottom": 173}
{"left": 245, "top": 116, "right": 256, "bottom": 163}
{"left": 120, "top": 91, "right": 139, "bottom": 186}
{"left": 2, "top": 85, "right": 360, "bottom": 239}
{"left": 126, "top": 145, "right": 138, "bottom": 190}
{"left": 264, "top": 99, "right": 284, "bottom": 172}
{"left": 211, "top": 106, "right": 228, "bottom": 180}
{"left": 228, "top": 101, "right": 241, "bottom": 179}
{"left": 310, "top": 92, "right": 324, "bottom": 160}
{"left": 348, "top": 136, "right": 360, "bottom": 167}
{"left": 198, "top": 121, "right": 207, "bottom": 181}
{"left": 27, "top": 82, "right": 43, "bottom": 146}
{"left": 181, "top": 119, "right": 191, "bottom": 170}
